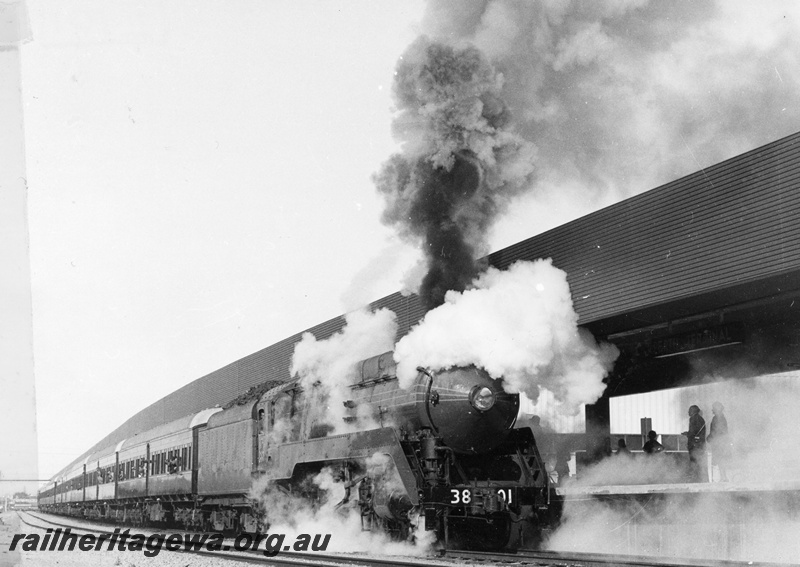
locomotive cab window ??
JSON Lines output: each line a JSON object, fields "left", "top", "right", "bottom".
{"left": 271, "top": 390, "right": 299, "bottom": 442}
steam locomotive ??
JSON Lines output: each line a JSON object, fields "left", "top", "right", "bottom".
{"left": 39, "top": 351, "right": 550, "bottom": 549}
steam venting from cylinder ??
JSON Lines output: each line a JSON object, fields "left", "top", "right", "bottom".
{"left": 373, "top": 37, "right": 535, "bottom": 309}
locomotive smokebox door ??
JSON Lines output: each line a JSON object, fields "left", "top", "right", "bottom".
{"left": 421, "top": 366, "right": 518, "bottom": 454}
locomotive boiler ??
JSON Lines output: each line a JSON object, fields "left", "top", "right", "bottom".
{"left": 39, "top": 350, "right": 550, "bottom": 550}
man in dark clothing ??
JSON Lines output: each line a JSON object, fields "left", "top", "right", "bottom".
{"left": 682, "top": 405, "right": 708, "bottom": 482}
{"left": 615, "top": 438, "right": 632, "bottom": 456}
{"left": 643, "top": 430, "right": 664, "bottom": 454}
{"left": 554, "top": 450, "right": 571, "bottom": 484}
{"left": 707, "top": 401, "right": 731, "bottom": 481}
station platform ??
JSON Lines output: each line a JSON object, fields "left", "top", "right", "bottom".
{"left": 557, "top": 478, "right": 800, "bottom": 498}
{"left": 548, "top": 479, "right": 800, "bottom": 563}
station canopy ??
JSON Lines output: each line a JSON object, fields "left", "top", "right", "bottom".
{"left": 58, "top": 131, "right": 800, "bottom": 475}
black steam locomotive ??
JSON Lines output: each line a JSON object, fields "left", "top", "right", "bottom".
{"left": 39, "top": 351, "right": 550, "bottom": 549}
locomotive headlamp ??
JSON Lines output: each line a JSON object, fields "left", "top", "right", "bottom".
{"left": 469, "top": 385, "right": 496, "bottom": 411}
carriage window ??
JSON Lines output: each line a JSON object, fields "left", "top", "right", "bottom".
{"left": 166, "top": 449, "right": 180, "bottom": 473}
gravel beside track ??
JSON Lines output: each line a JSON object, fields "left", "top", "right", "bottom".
{"left": 0, "top": 512, "right": 21, "bottom": 567}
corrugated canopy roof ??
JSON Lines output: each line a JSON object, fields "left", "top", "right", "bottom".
{"left": 50, "top": 131, "right": 800, "bottom": 481}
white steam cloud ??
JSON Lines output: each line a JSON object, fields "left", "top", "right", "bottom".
{"left": 291, "top": 308, "right": 397, "bottom": 433}
{"left": 549, "top": 482, "right": 800, "bottom": 563}
{"left": 394, "top": 259, "right": 618, "bottom": 414}
{"left": 250, "top": 466, "right": 433, "bottom": 556}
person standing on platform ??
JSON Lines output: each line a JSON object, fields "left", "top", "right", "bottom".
{"left": 707, "top": 401, "right": 731, "bottom": 481}
{"left": 643, "top": 430, "right": 664, "bottom": 454}
{"left": 554, "top": 450, "right": 572, "bottom": 484}
{"left": 682, "top": 404, "right": 708, "bottom": 482}
{"left": 615, "top": 438, "right": 633, "bottom": 457}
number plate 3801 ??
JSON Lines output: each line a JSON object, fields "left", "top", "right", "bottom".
{"left": 425, "top": 486, "right": 537, "bottom": 507}
{"left": 449, "top": 487, "right": 513, "bottom": 504}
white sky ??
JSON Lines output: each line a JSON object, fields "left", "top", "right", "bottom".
{"left": 21, "top": 1, "right": 433, "bottom": 479}
{"left": 10, "top": 1, "right": 800, "bottom": 481}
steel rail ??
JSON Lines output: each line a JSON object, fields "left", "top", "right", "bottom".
{"left": 443, "top": 547, "right": 791, "bottom": 567}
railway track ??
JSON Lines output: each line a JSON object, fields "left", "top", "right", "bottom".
{"left": 17, "top": 511, "right": 784, "bottom": 567}
{"left": 17, "top": 511, "right": 451, "bottom": 567}
{"left": 443, "top": 548, "right": 791, "bottom": 567}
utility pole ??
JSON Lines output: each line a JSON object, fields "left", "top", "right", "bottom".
{"left": 0, "top": 1, "right": 38, "bottom": 499}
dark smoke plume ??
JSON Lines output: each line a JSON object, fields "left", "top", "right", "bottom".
{"left": 373, "top": 37, "right": 535, "bottom": 308}
{"left": 420, "top": 1, "right": 800, "bottom": 220}
{"left": 377, "top": 0, "right": 800, "bottom": 307}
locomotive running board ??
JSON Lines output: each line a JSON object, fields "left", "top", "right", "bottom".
{"left": 261, "top": 427, "right": 420, "bottom": 505}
